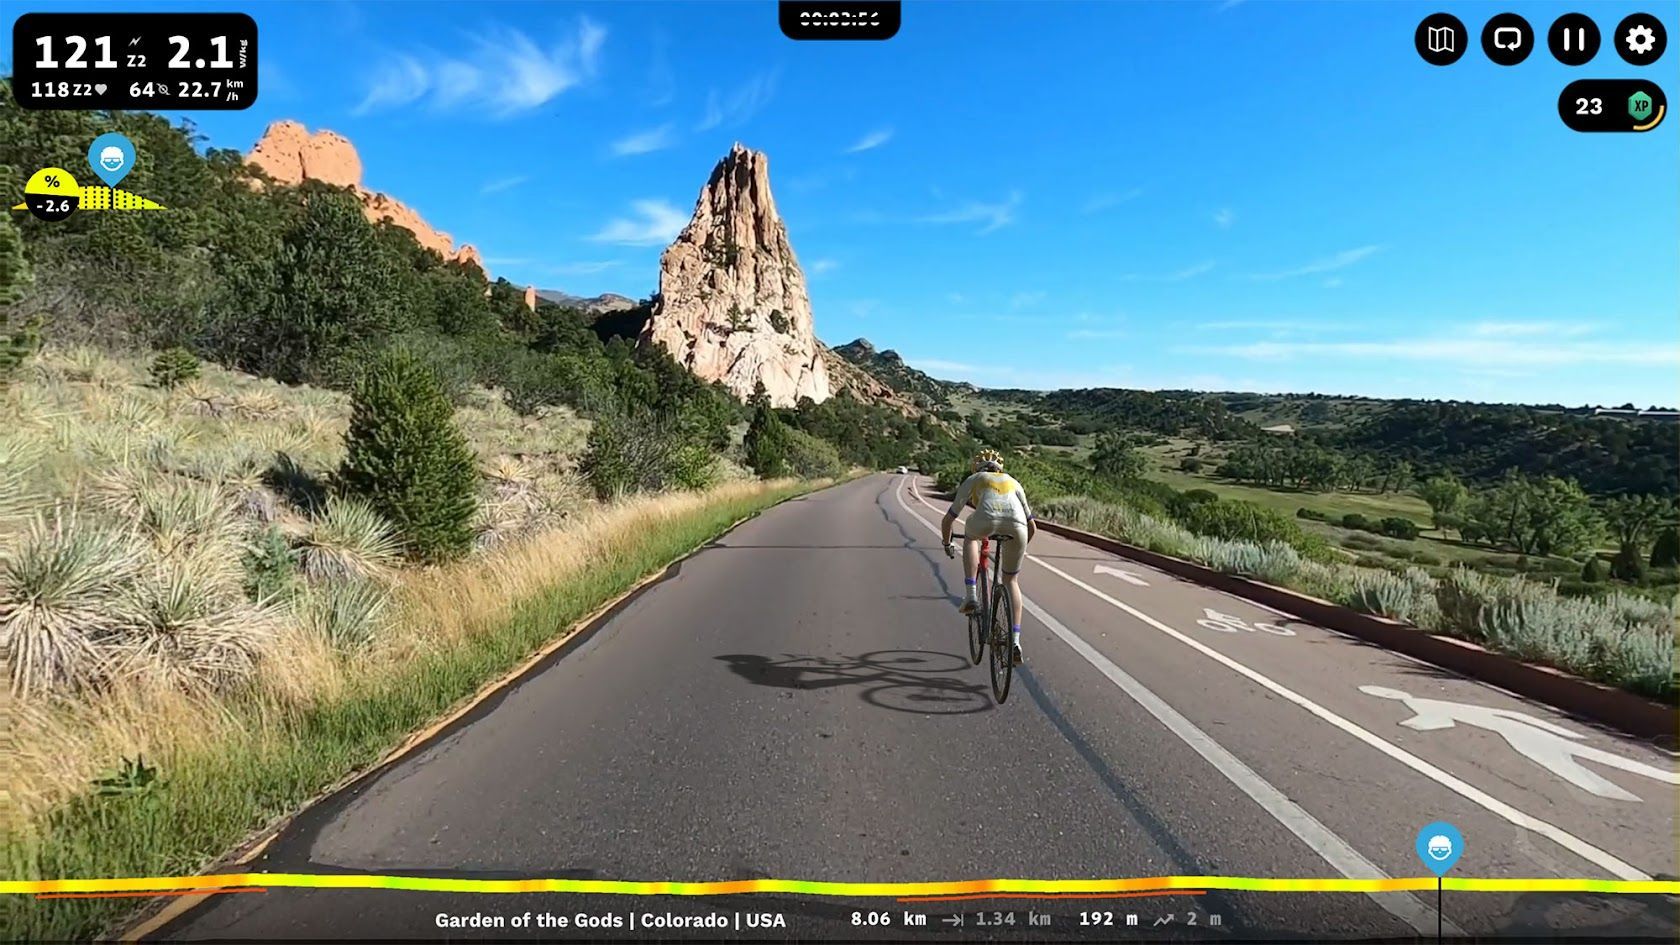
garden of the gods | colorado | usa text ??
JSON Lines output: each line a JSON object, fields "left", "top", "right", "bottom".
{"left": 1, "top": 3, "right": 1676, "bottom": 944}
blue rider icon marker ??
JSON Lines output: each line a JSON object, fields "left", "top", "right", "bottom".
{"left": 1415, "top": 821, "right": 1464, "bottom": 876}
{"left": 87, "top": 132, "right": 135, "bottom": 188}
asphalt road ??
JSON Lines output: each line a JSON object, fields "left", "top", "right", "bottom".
{"left": 150, "top": 473, "right": 1679, "bottom": 943}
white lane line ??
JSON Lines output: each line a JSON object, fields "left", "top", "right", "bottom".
{"left": 894, "top": 478, "right": 1453, "bottom": 934}
{"left": 902, "top": 477, "right": 1651, "bottom": 883}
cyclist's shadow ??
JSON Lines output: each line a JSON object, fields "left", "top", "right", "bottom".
{"left": 715, "top": 651, "right": 991, "bottom": 714}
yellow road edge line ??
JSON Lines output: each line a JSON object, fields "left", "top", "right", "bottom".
{"left": 114, "top": 486, "right": 819, "bottom": 942}
{"left": 16, "top": 875, "right": 1680, "bottom": 897}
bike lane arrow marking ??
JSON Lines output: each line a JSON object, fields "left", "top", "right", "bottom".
{"left": 1093, "top": 563, "right": 1149, "bottom": 586}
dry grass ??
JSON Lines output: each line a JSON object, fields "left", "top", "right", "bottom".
{"left": 3, "top": 345, "right": 817, "bottom": 850}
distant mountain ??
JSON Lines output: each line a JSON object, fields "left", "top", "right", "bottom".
{"left": 534, "top": 289, "right": 639, "bottom": 314}
{"left": 831, "top": 338, "right": 955, "bottom": 407}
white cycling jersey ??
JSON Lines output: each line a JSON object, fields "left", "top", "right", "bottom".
{"left": 948, "top": 470, "right": 1034, "bottom": 527}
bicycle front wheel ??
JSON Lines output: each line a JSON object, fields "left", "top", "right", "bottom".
{"left": 988, "top": 578, "right": 1013, "bottom": 703}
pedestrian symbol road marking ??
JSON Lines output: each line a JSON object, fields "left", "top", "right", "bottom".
{"left": 1361, "top": 686, "right": 1679, "bottom": 802}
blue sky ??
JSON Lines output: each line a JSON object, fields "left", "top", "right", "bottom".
{"left": 13, "top": 1, "right": 1678, "bottom": 406}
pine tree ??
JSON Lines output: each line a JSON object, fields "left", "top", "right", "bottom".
{"left": 743, "top": 381, "right": 789, "bottom": 479}
{"left": 339, "top": 348, "right": 479, "bottom": 563}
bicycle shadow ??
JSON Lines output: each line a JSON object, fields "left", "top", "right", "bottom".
{"left": 714, "top": 650, "right": 992, "bottom": 715}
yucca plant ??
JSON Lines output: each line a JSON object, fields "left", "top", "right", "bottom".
{"left": 294, "top": 576, "right": 389, "bottom": 651}
{"left": 133, "top": 477, "right": 242, "bottom": 560}
{"left": 1, "top": 510, "right": 142, "bottom": 695}
{"left": 109, "top": 555, "right": 279, "bottom": 691}
{"left": 295, "top": 497, "right": 401, "bottom": 582}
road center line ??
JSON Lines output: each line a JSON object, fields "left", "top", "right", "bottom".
{"left": 892, "top": 477, "right": 1453, "bottom": 934}
{"left": 899, "top": 476, "right": 1650, "bottom": 883}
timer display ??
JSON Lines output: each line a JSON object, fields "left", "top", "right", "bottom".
{"left": 12, "top": 12, "right": 258, "bottom": 110}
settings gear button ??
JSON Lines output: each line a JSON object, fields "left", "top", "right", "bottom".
{"left": 1615, "top": 13, "right": 1667, "bottom": 65}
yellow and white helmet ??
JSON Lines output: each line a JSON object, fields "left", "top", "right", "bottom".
{"left": 972, "top": 448, "right": 1003, "bottom": 472}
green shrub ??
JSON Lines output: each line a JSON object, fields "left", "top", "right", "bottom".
{"left": 1651, "top": 527, "right": 1680, "bottom": 569}
{"left": 149, "top": 347, "right": 201, "bottom": 389}
{"left": 1378, "top": 516, "right": 1421, "bottom": 540}
{"left": 1179, "top": 457, "right": 1203, "bottom": 473}
{"left": 1611, "top": 545, "right": 1647, "bottom": 583}
{"left": 580, "top": 411, "right": 708, "bottom": 499}
{"left": 667, "top": 443, "right": 717, "bottom": 491}
{"left": 1297, "top": 507, "right": 1327, "bottom": 521}
{"left": 784, "top": 428, "right": 846, "bottom": 479}
{"left": 1580, "top": 555, "right": 1605, "bottom": 584}
{"left": 1412, "top": 551, "right": 1443, "bottom": 567}
{"left": 1340, "top": 566, "right": 1441, "bottom": 629}
{"left": 242, "top": 525, "right": 298, "bottom": 602}
{"left": 1167, "top": 488, "right": 1219, "bottom": 519}
{"left": 338, "top": 348, "right": 479, "bottom": 563}
{"left": 1194, "top": 498, "right": 1332, "bottom": 561}
{"left": 1342, "top": 513, "right": 1372, "bottom": 531}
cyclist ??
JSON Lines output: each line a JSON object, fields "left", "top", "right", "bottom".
{"left": 941, "top": 448, "right": 1036, "bottom": 666}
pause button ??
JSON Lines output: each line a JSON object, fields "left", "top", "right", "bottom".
{"left": 1549, "top": 13, "right": 1601, "bottom": 65}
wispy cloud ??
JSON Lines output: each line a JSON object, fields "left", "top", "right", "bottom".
{"left": 1082, "top": 189, "right": 1144, "bottom": 214}
{"left": 697, "top": 70, "right": 779, "bottom": 130}
{"left": 915, "top": 191, "right": 1023, "bottom": 234}
{"left": 809, "top": 258, "right": 840, "bottom": 275}
{"left": 589, "top": 200, "right": 688, "bottom": 246}
{"left": 1323, "top": 277, "right": 1343, "bottom": 289}
{"left": 1250, "top": 245, "right": 1382, "bottom": 281}
{"left": 1188, "top": 326, "right": 1679, "bottom": 367}
{"left": 547, "top": 260, "right": 622, "bottom": 276}
{"left": 353, "top": 19, "right": 606, "bottom": 117}
{"left": 645, "top": 31, "right": 675, "bottom": 106}
{"left": 612, "top": 124, "right": 675, "bottom": 156}
{"left": 1194, "top": 319, "right": 1343, "bottom": 333}
{"left": 1120, "top": 260, "right": 1216, "bottom": 282}
{"left": 1066, "top": 328, "right": 1128, "bottom": 341}
{"left": 1214, "top": 207, "right": 1236, "bottom": 229}
{"left": 903, "top": 357, "right": 1134, "bottom": 390}
{"left": 479, "top": 174, "right": 529, "bottom": 195}
{"left": 1464, "top": 320, "right": 1597, "bottom": 338}
{"left": 845, "top": 127, "right": 894, "bottom": 153}
{"left": 1011, "top": 291, "right": 1048, "bottom": 309}
{"left": 848, "top": 299, "right": 881, "bottom": 318}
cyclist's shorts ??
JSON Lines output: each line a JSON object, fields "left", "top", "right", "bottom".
{"left": 965, "top": 512, "right": 1029, "bottom": 573}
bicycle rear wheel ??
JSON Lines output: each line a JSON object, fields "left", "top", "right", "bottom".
{"left": 966, "top": 579, "right": 986, "bottom": 665}
{"left": 988, "top": 578, "right": 1013, "bottom": 703}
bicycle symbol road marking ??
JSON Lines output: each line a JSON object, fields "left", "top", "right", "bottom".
{"left": 1195, "top": 608, "right": 1296, "bottom": 636}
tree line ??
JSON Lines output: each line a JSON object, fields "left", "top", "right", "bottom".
{"left": 1419, "top": 471, "right": 1679, "bottom": 580}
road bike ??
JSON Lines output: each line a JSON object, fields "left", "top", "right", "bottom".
{"left": 953, "top": 532, "right": 1015, "bottom": 703}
